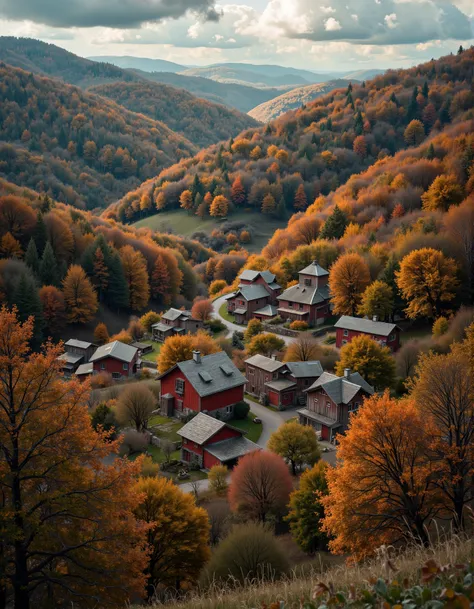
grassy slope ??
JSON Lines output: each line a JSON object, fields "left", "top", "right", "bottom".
{"left": 132, "top": 210, "right": 286, "bottom": 253}
{"left": 230, "top": 412, "right": 263, "bottom": 444}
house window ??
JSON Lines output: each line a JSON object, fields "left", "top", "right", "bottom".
{"left": 299, "top": 304, "right": 304, "bottom": 311}
{"left": 175, "top": 378, "right": 185, "bottom": 394}
{"left": 273, "top": 372, "right": 278, "bottom": 379}
{"left": 123, "top": 363, "right": 128, "bottom": 371}
{"left": 248, "top": 367, "right": 254, "bottom": 376}
{"left": 288, "top": 302, "right": 293, "bottom": 308}
{"left": 389, "top": 333, "right": 395, "bottom": 341}
{"left": 226, "top": 405, "right": 233, "bottom": 414}
{"left": 343, "top": 329, "right": 349, "bottom": 337}
{"left": 304, "top": 278, "right": 311, "bottom": 286}
{"left": 305, "top": 379, "right": 310, "bottom": 386}
{"left": 100, "top": 362, "right": 105, "bottom": 370}
{"left": 348, "top": 402, "right": 360, "bottom": 412}
{"left": 342, "top": 340, "right": 347, "bottom": 345}
{"left": 326, "top": 401, "right": 331, "bottom": 409}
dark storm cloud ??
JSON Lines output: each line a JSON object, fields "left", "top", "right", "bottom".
{"left": 0, "top": 0, "right": 220, "bottom": 28}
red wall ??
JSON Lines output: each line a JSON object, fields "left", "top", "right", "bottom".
{"left": 206, "top": 427, "right": 241, "bottom": 445}
{"left": 93, "top": 355, "right": 136, "bottom": 377}
{"left": 203, "top": 451, "right": 221, "bottom": 469}
{"left": 161, "top": 367, "right": 244, "bottom": 413}
{"left": 336, "top": 328, "right": 400, "bottom": 351}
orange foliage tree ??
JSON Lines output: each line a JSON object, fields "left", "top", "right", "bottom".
{"left": 120, "top": 245, "right": 150, "bottom": 311}
{"left": 329, "top": 252, "right": 371, "bottom": 316}
{"left": 322, "top": 392, "right": 436, "bottom": 559}
{"left": 94, "top": 321, "right": 110, "bottom": 344}
{"left": 210, "top": 195, "right": 229, "bottom": 218}
{"left": 62, "top": 264, "right": 98, "bottom": 323}
{"left": 228, "top": 450, "right": 293, "bottom": 522}
{"left": 0, "top": 308, "right": 148, "bottom": 607}
{"left": 157, "top": 331, "right": 220, "bottom": 374}
{"left": 231, "top": 175, "right": 246, "bottom": 206}
{"left": 39, "top": 285, "right": 66, "bottom": 334}
{"left": 293, "top": 184, "right": 307, "bottom": 211}
{"left": 191, "top": 297, "right": 213, "bottom": 321}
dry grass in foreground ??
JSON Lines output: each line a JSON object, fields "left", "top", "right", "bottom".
{"left": 143, "top": 535, "right": 473, "bottom": 609}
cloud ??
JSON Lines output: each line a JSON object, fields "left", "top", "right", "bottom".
{"left": 256, "top": 0, "right": 472, "bottom": 44}
{"left": 0, "top": 0, "right": 220, "bottom": 28}
{"left": 325, "top": 17, "right": 342, "bottom": 31}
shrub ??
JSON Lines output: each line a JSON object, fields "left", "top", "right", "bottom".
{"left": 268, "top": 315, "right": 283, "bottom": 325}
{"left": 141, "top": 455, "right": 160, "bottom": 477}
{"left": 289, "top": 320, "right": 309, "bottom": 331}
{"left": 200, "top": 523, "right": 288, "bottom": 586}
{"left": 432, "top": 316, "right": 449, "bottom": 337}
{"left": 206, "top": 318, "right": 226, "bottom": 334}
{"left": 139, "top": 310, "right": 161, "bottom": 333}
{"left": 208, "top": 464, "right": 228, "bottom": 494}
{"left": 324, "top": 335, "right": 336, "bottom": 344}
{"left": 233, "top": 400, "right": 250, "bottom": 420}
{"left": 121, "top": 429, "right": 149, "bottom": 454}
{"left": 90, "top": 371, "right": 113, "bottom": 389}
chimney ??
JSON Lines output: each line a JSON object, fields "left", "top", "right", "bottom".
{"left": 373, "top": 315, "right": 378, "bottom": 322}
{"left": 192, "top": 350, "right": 201, "bottom": 364}
{"left": 313, "top": 259, "right": 318, "bottom": 265}
{"left": 344, "top": 368, "right": 351, "bottom": 378}
{"left": 271, "top": 354, "right": 277, "bottom": 361}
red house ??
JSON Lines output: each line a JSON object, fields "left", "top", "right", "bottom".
{"left": 298, "top": 369, "right": 374, "bottom": 442}
{"left": 334, "top": 316, "right": 401, "bottom": 352}
{"left": 177, "top": 412, "right": 260, "bottom": 468}
{"left": 158, "top": 350, "right": 246, "bottom": 420}
{"left": 226, "top": 269, "right": 281, "bottom": 324}
{"left": 277, "top": 261, "right": 331, "bottom": 327}
{"left": 89, "top": 340, "right": 140, "bottom": 379}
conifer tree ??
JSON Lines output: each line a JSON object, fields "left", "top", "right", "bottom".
{"left": 34, "top": 211, "right": 47, "bottom": 255}
{"left": 107, "top": 251, "right": 130, "bottom": 310}
{"left": 93, "top": 247, "right": 109, "bottom": 301}
{"left": 15, "top": 273, "right": 44, "bottom": 346}
{"left": 25, "top": 238, "right": 39, "bottom": 274}
{"left": 39, "top": 241, "right": 59, "bottom": 286}
{"left": 319, "top": 205, "right": 348, "bottom": 239}
{"left": 151, "top": 254, "right": 171, "bottom": 304}
{"left": 354, "top": 110, "right": 364, "bottom": 135}
{"left": 293, "top": 184, "right": 307, "bottom": 211}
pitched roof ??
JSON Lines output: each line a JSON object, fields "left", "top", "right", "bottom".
{"left": 234, "top": 284, "right": 270, "bottom": 302}
{"left": 245, "top": 354, "right": 285, "bottom": 373}
{"left": 58, "top": 353, "right": 84, "bottom": 366}
{"left": 285, "top": 361, "right": 323, "bottom": 378}
{"left": 75, "top": 362, "right": 93, "bottom": 376}
{"left": 239, "top": 269, "right": 276, "bottom": 284}
{"left": 205, "top": 436, "right": 260, "bottom": 462}
{"left": 299, "top": 260, "right": 329, "bottom": 277}
{"left": 89, "top": 340, "right": 138, "bottom": 364}
{"left": 306, "top": 371, "right": 374, "bottom": 404}
{"left": 152, "top": 322, "right": 173, "bottom": 332}
{"left": 162, "top": 351, "right": 246, "bottom": 397}
{"left": 278, "top": 283, "right": 330, "bottom": 305}
{"left": 267, "top": 282, "right": 281, "bottom": 291}
{"left": 334, "top": 315, "right": 399, "bottom": 337}
{"left": 65, "top": 339, "right": 96, "bottom": 350}
{"left": 161, "top": 308, "right": 191, "bottom": 322}
{"left": 178, "top": 413, "right": 227, "bottom": 444}
{"left": 265, "top": 379, "right": 296, "bottom": 391}
{"left": 253, "top": 305, "right": 278, "bottom": 317}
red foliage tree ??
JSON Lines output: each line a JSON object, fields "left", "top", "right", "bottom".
{"left": 231, "top": 175, "right": 246, "bottom": 206}
{"left": 228, "top": 451, "right": 293, "bottom": 522}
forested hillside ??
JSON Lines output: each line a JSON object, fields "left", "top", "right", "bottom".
{"left": 0, "top": 177, "right": 213, "bottom": 345}
{"left": 107, "top": 48, "right": 474, "bottom": 230}
{"left": 248, "top": 79, "right": 349, "bottom": 123}
{"left": 0, "top": 36, "right": 141, "bottom": 88}
{"left": 0, "top": 63, "right": 197, "bottom": 209}
{"left": 91, "top": 81, "right": 258, "bottom": 148}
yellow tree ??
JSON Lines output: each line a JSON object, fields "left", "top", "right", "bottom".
{"left": 329, "top": 252, "right": 371, "bottom": 316}
{"left": 210, "top": 195, "right": 229, "bottom": 218}
{"left": 133, "top": 477, "right": 210, "bottom": 599}
{"left": 268, "top": 421, "right": 320, "bottom": 475}
{"left": 94, "top": 321, "right": 110, "bottom": 344}
{"left": 408, "top": 335, "right": 473, "bottom": 529}
{"left": 396, "top": 248, "right": 459, "bottom": 319}
{"left": 179, "top": 189, "right": 193, "bottom": 211}
{"left": 357, "top": 280, "right": 394, "bottom": 320}
{"left": 261, "top": 193, "right": 276, "bottom": 214}
{"left": 421, "top": 174, "right": 463, "bottom": 211}
{"left": 336, "top": 334, "right": 395, "bottom": 390}
{"left": 0, "top": 308, "right": 148, "bottom": 608}
{"left": 404, "top": 119, "right": 425, "bottom": 146}
{"left": 62, "top": 264, "right": 98, "bottom": 323}
{"left": 322, "top": 392, "right": 436, "bottom": 559}
{"left": 120, "top": 245, "right": 150, "bottom": 311}
{"left": 157, "top": 331, "right": 220, "bottom": 374}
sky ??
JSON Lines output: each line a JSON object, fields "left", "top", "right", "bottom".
{"left": 0, "top": 0, "right": 473, "bottom": 71}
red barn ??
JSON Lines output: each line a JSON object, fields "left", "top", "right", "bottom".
{"left": 158, "top": 350, "right": 246, "bottom": 420}
{"left": 89, "top": 340, "right": 140, "bottom": 379}
{"left": 177, "top": 412, "right": 260, "bottom": 469}
{"left": 334, "top": 315, "right": 401, "bottom": 351}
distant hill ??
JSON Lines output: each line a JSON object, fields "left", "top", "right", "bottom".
{"left": 88, "top": 55, "right": 185, "bottom": 73}
{"left": 90, "top": 81, "right": 259, "bottom": 148}
{"left": 343, "top": 69, "right": 385, "bottom": 81}
{"left": 180, "top": 65, "right": 314, "bottom": 88}
{"left": 0, "top": 63, "right": 196, "bottom": 209}
{"left": 248, "top": 79, "right": 350, "bottom": 123}
{"left": 129, "top": 70, "right": 283, "bottom": 113}
{"left": 0, "top": 36, "right": 141, "bottom": 88}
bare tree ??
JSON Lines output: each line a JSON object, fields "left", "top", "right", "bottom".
{"left": 115, "top": 384, "right": 156, "bottom": 431}
{"left": 161, "top": 439, "right": 174, "bottom": 464}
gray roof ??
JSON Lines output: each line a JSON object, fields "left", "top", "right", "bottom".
{"left": 161, "top": 308, "right": 191, "bottom": 322}
{"left": 65, "top": 339, "right": 95, "bottom": 350}
{"left": 206, "top": 436, "right": 260, "bottom": 462}
{"left": 306, "top": 371, "right": 374, "bottom": 404}
{"left": 58, "top": 353, "right": 84, "bottom": 366}
{"left": 267, "top": 282, "right": 281, "bottom": 291}
{"left": 285, "top": 361, "right": 323, "bottom": 378}
{"left": 265, "top": 379, "right": 296, "bottom": 391}
{"left": 75, "top": 362, "right": 93, "bottom": 376}
{"left": 172, "top": 351, "right": 246, "bottom": 397}
{"left": 239, "top": 269, "right": 276, "bottom": 284}
{"left": 335, "top": 316, "right": 399, "bottom": 337}
{"left": 298, "top": 408, "right": 341, "bottom": 428}
{"left": 234, "top": 307, "right": 248, "bottom": 315}
{"left": 278, "top": 283, "right": 330, "bottom": 306}
{"left": 235, "top": 284, "right": 270, "bottom": 302}
{"left": 245, "top": 354, "right": 285, "bottom": 373}
{"left": 254, "top": 305, "right": 278, "bottom": 317}
{"left": 89, "top": 340, "right": 138, "bottom": 364}
{"left": 178, "top": 412, "right": 226, "bottom": 444}
{"left": 152, "top": 322, "right": 173, "bottom": 332}
{"left": 299, "top": 261, "right": 329, "bottom": 277}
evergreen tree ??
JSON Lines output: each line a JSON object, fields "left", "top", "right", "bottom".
{"left": 346, "top": 82, "right": 353, "bottom": 94}
{"left": 34, "top": 211, "right": 47, "bottom": 255}
{"left": 439, "top": 99, "right": 451, "bottom": 124}
{"left": 107, "top": 251, "right": 129, "bottom": 310}
{"left": 191, "top": 175, "right": 204, "bottom": 200}
{"left": 151, "top": 254, "right": 171, "bottom": 304}
{"left": 277, "top": 197, "right": 287, "bottom": 220}
{"left": 422, "top": 81, "right": 429, "bottom": 98}
{"left": 346, "top": 91, "right": 354, "bottom": 109}
{"left": 319, "top": 205, "right": 348, "bottom": 240}
{"left": 381, "top": 254, "right": 405, "bottom": 318}
{"left": 390, "top": 92, "right": 399, "bottom": 106}
{"left": 354, "top": 110, "right": 364, "bottom": 136}
{"left": 15, "top": 273, "right": 44, "bottom": 347}
{"left": 457, "top": 45, "right": 464, "bottom": 55}
{"left": 39, "top": 242, "right": 58, "bottom": 286}
{"left": 326, "top": 118, "right": 333, "bottom": 131}
{"left": 426, "top": 143, "right": 435, "bottom": 160}
{"left": 407, "top": 86, "right": 419, "bottom": 121}
{"left": 25, "top": 238, "right": 39, "bottom": 274}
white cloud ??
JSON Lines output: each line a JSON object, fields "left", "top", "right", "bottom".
{"left": 321, "top": 6, "right": 336, "bottom": 14}
{"left": 325, "top": 17, "right": 342, "bottom": 31}
{"left": 384, "top": 13, "right": 398, "bottom": 28}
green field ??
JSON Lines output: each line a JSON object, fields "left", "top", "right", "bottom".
{"left": 218, "top": 301, "right": 237, "bottom": 323}
{"left": 132, "top": 210, "right": 285, "bottom": 252}
{"left": 141, "top": 339, "right": 161, "bottom": 362}
{"left": 230, "top": 412, "right": 263, "bottom": 444}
